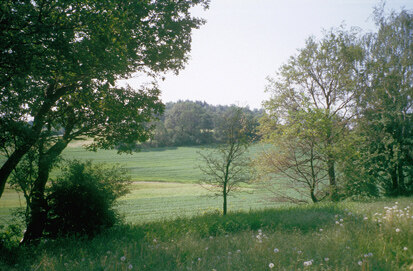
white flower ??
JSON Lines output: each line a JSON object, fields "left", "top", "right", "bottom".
{"left": 128, "top": 264, "right": 133, "bottom": 270}
{"left": 297, "top": 250, "right": 302, "bottom": 254}
{"left": 269, "top": 262, "right": 274, "bottom": 269}
{"left": 153, "top": 238, "right": 157, "bottom": 243}
{"left": 198, "top": 258, "right": 201, "bottom": 261}
{"left": 395, "top": 228, "right": 401, "bottom": 232}
{"left": 324, "top": 257, "right": 329, "bottom": 262}
{"left": 120, "top": 256, "right": 126, "bottom": 262}
{"left": 205, "top": 247, "right": 209, "bottom": 250}
{"left": 303, "top": 260, "right": 313, "bottom": 266}
{"left": 358, "top": 261, "right": 363, "bottom": 266}
{"left": 364, "top": 252, "right": 373, "bottom": 257}
{"left": 364, "top": 216, "right": 368, "bottom": 220}
{"left": 340, "top": 218, "right": 343, "bottom": 222}
{"left": 273, "top": 248, "right": 279, "bottom": 253}
{"left": 319, "top": 228, "right": 323, "bottom": 232}
{"left": 236, "top": 249, "right": 241, "bottom": 253}
{"left": 335, "top": 221, "right": 340, "bottom": 224}
{"left": 403, "top": 247, "right": 408, "bottom": 251}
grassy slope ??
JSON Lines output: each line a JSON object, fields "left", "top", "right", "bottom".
{"left": 1, "top": 198, "right": 411, "bottom": 270}
{"left": 0, "top": 144, "right": 276, "bottom": 223}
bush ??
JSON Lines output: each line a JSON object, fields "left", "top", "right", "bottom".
{"left": 44, "top": 160, "right": 131, "bottom": 238}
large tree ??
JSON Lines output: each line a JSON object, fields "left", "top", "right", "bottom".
{"left": 261, "top": 28, "right": 363, "bottom": 200}
{"left": 354, "top": 8, "right": 412, "bottom": 196}
{"left": 0, "top": 0, "right": 208, "bottom": 243}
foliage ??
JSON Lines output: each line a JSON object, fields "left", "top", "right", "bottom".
{"left": 0, "top": 0, "right": 209, "bottom": 243}
{"left": 164, "top": 101, "right": 213, "bottom": 146}
{"left": 44, "top": 160, "right": 131, "bottom": 238}
{"left": 147, "top": 100, "right": 262, "bottom": 147}
{"left": 199, "top": 107, "right": 255, "bottom": 215}
{"left": 260, "top": 27, "right": 363, "bottom": 201}
{"left": 256, "top": 108, "right": 332, "bottom": 203}
{"left": 353, "top": 8, "right": 413, "bottom": 196}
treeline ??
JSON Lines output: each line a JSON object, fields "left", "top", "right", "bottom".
{"left": 145, "top": 100, "right": 262, "bottom": 147}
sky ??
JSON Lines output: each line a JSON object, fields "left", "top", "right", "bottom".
{"left": 125, "top": 0, "right": 413, "bottom": 109}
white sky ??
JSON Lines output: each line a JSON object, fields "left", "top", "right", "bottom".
{"left": 125, "top": 0, "right": 412, "bottom": 109}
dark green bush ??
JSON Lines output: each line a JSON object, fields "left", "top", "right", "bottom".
{"left": 44, "top": 160, "right": 130, "bottom": 238}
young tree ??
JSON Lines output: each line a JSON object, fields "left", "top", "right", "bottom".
{"left": 256, "top": 108, "right": 330, "bottom": 203}
{"left": 261, "top": 28, "right": 363, "bottom": 200}
{"left": 198, "top": 107, "right": 254, "bottom": 215}
{"left": 0, "top": 0, "right": 209, "bottom": 243}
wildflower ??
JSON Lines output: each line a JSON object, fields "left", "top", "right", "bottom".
{"left": 335, "top": 221, "right": 340, "bottom": 225}
{"left": 324, "top": 257, "right": 329, "bottom": 262}
{"left": 198, "top": 258, "right": 202, "bottom": 261}
{"left": 319, "top": 228, "right": 323, "bottom": 232}
{"left": 340, "top": 218, "right": 343, "bottom": 222}
{"left": 212, "top": 269, "right": 217, "bottom": 271}
{"left": 128, "top": 264, "right": 133, "bottom": 270}
{"left": 273, "top": 248, "right": 279, "bottom": 253}
{"left": 297, "top": 250, "right": 302, "bottom": 254}
{"left": 209, "top": 236, "right": 214, "bottom": 240}
{"left": 269, "top": 262, "right": 274, "bottom": 269}
{"left": 303, "top": 260, "right": 313, "bottom": 266}
{"left": 364, "top": 216, "right": 368, "bottom": 220}
{"left": 205, "top": 247, "right": 209, "bottom": 250}
{"left": 228, "top": 252, "right": 232, "bottom": 255}
{"left": 364, "top": 252, "right": 373, "bottom": 257}
{"left": 120, "top": 256, "right": 126, "bottom": 262}
{"left": 358, "top": 261, "right": 363, "bottom": 266}
{"left": 153, "top": 238, "right": 157, "bottom": 243}
{"left": 395, "top": 228, "right": 401, "bottom": 232}
{"left": 236, "top": 249, "right": 241, "bottom": 253}
{"left": 403, "top": 247, "right": 408, "bottom": 251}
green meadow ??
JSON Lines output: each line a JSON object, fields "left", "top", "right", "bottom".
{"left": 1, "top": 144, "right": 412, "bottom": 270}
{"left": 0, "top": 143, "right": 276, "bottom": 223}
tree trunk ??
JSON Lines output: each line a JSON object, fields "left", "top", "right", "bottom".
{"left": 0, "top": 143, "right": 34, "bottom": 197}
{"left": 327, "top": 158, "right": 337, "bottom": 201}
{"left": 21, "top": 139, "right": 70, "bottom": 245}
{"left": 391, "top": 165, "right": 399, "bottom": 196}
{"left": 223, "top": 182, "right": 227, "bottom": 215}
{"left": 310, "top": 188, "right": 318, "bottom": 203}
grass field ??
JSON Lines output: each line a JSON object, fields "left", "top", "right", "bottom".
{"left": 0, "top": 143, "right": 277, "bottom": 224}
{"left": 1, "top": 144, "right": 412, "bottom": 270}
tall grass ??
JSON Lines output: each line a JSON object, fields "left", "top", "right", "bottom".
{"left": 1, "top": 198, "right": 411, "bottom": 270}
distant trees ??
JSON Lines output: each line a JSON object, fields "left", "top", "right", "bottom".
{"left": 198, "top": 107, "right": 255, "bottom": 215}
{"left": 147, "top": 101, "right": 262, "bottom": 147}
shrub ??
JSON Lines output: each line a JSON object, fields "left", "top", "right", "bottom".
{"left": 44, "top": 160, "right": 131, "bottom": 238}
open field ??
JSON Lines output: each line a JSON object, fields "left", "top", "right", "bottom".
{"left": 0, "top": 144, "right": 278, "bottom": 224}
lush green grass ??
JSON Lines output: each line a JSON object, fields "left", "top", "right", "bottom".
{"left": 1, "top": 143, "right": 275, "bottom": 223}
{"left": 61, "top": 143, "right": 268, "bottom": 183}
{"left": 1, "top": 198, "right": 411, "bottom": 270}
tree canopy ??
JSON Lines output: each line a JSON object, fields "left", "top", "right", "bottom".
{"left": 0, "top": 0, "right": 209, "bottom": 197}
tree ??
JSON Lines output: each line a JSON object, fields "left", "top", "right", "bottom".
{"left": 261, "top": 28, "right": 363, "bottom": 200}
{"left": 198, "top": 107, "right": 254, "bottom": 215}
{"left": 256, "top": 108, "right": 330, "bottom": 203}
{"left": 0, "top": 0, "right": 208, "bottom": 243}
{"left": 354, "top": 8, "right": 412, "bottom": 196}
